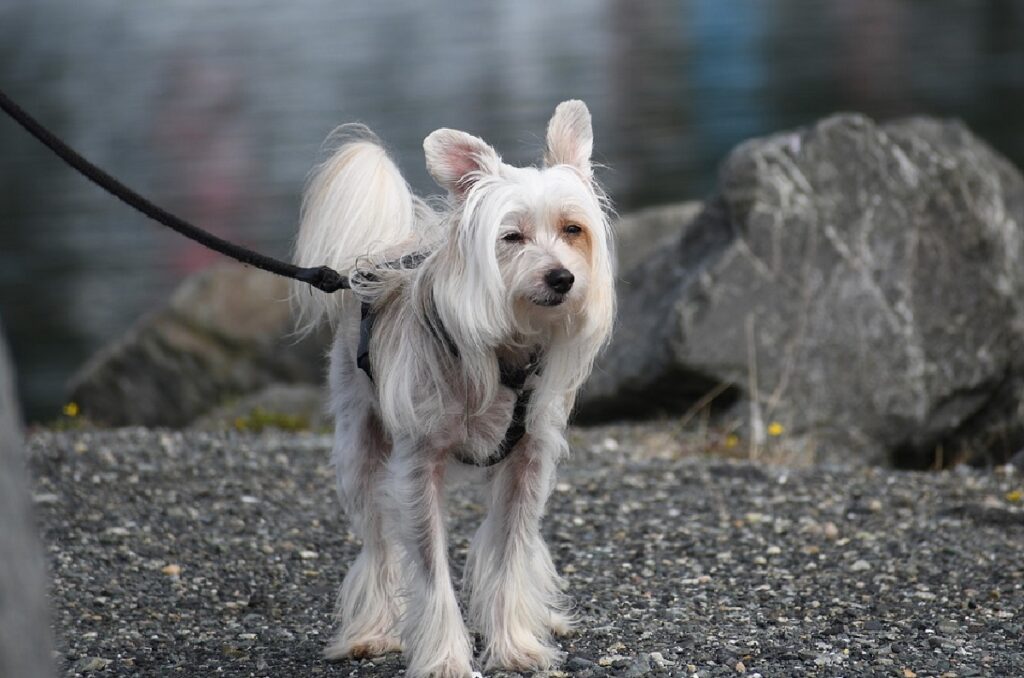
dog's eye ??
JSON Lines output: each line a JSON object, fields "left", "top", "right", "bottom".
{"left": 563, "top": 223, "right": 583, "bottom": 236}
{"left": 501, "top": 232, "right": 525, "bottom": 243}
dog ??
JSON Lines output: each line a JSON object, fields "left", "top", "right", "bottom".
{"left": 292, "top": 100, "right": 615, "bottom": 677}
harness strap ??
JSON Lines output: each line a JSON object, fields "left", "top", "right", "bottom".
{"left": 356, "top": 297, "right": 540, "bottom": 467}
{"left": 452, "top": 386, "right": 534, "bottom": 467}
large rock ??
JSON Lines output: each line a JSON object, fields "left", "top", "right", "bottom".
{"left": 0, "top": 319, "right": 53, "bottom": 677}
{"left": 68, "top": 264, "right": 328, "bottom": 427}
{"left": 581, "top": 114, "right": 1024, "bottom": 466}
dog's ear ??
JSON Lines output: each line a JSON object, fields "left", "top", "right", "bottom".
{"left": 424, "top": 129, "right": 500, "bottom": 198}
{"left": 545, "top": 100, "right": 593, "bottom": 177}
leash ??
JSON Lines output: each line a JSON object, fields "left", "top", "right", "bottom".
{"left": 2, "top": 87, "right": 540, "bottom": 465}
{"left": 0, "top": 87, "right": 349, "bottom": 294}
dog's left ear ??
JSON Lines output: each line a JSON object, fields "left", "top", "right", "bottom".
{"left": 424, "top": 128, "right": 500, "bottom": 198}
{"left": 545, "top": 100, "right": 593, "bottom": 178}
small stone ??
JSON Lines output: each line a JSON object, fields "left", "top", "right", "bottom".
{"left": 624, "top": 655, "right": 652, "bottom": 677}
{"left": 766, "top": 545, "right": 782, "bottom": 555}
{"left": 902, "top": 670, "right": 917, "bottom": 678}
{"left": 864, "top": 619, "right": 883, "bottom": 631}
{"left": 735, "top": 660, "right": 746, "bottom": 673}
{"left": 566, "top": 657, "right": 595, "bottom": 670}
{"left": 75, "top": 657, "right": 112, "bottom": 672}
{"left": 238, "top": 633, "right": 257, "bottom": 640}
{"left": 823, "top": 522, "right": 839, "bottom": 539}
{"left": 936, "top": 620, "right": 959, "bottom": 635}
{"left": 32, "top": 492, "right": 59, "bottom": 505}
{"left": 850, "top": 559, "right": 871, "bottom": 572}
{"left": 298, "top": 550, "right": 319, "bottom": 560}
{"left": 161, "top": 563, "right": 182, "bottom": 576}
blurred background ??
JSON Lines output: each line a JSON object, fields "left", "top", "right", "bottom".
{"left": 1, "top": 0, "right": 1022, "bottom": 422}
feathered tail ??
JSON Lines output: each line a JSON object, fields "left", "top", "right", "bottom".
{"left": 292, "top": 125, "right": 421, "bottom": 334}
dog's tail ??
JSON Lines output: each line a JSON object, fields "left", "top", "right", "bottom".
{"left": 292, "top": 125, "right": 420, "bottom": 334}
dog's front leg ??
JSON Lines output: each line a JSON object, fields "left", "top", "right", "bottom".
{"left": 392, "top": 438, "right": 474, "bottom": 678}
{"left": 466, "top": 433, "right": 569, "bottom": 672}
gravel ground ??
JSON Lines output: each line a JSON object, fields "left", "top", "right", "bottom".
{"left": 27, "top": 428, "right": 1024, "bottom": 677}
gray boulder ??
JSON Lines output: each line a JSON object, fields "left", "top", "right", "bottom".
{"left": 581, "top": 114, "right": 1024, "bottom": 466}
{"left": 0, "top": 319, "right": 53, "bottom": 677}
{"left": 68, "top": 263, "right": 328, "bottom": 427}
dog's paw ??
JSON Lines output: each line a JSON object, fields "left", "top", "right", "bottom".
{"left": 548, "top": 608, "right": 577, "bottom": 637}
{"left": 483, "top": 636, "right": 563, "bottom": 673}
{"left": 405, "top": 652, "right": 475, "bottom": 678}
{"left": 323, "top": 633, "right": 401, "bottom": 661}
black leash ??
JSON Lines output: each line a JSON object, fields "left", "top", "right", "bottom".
{"left": 2, "top": 87, "right": 539, "bottom": 464}
{"left": 0, "top": 87, "right": 349, "bottom": 294}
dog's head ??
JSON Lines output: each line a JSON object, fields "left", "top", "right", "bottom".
{"left": 424, "top": 101, "right": 614, "bottom": 354}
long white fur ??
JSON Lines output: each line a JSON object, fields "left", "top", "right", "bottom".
{"left": 293, "top": 100, "right": 614, "bottom": 677}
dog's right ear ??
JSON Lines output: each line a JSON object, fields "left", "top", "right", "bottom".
{"left": 545, "top": 100, "right": 593, "bottom": 179}
{"left": 424, "top": 129, "right": 500, "bottom": 198}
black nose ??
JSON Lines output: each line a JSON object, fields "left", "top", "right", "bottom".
{"left": 544, "top": 268, "right": 575, "bottom": 294}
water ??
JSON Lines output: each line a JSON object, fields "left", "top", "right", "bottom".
{"left": 2, "top": 0, "right": 1022, "bottom": 421}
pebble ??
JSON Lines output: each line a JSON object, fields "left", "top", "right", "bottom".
{"left": 850, "top": 559, "right": 871, "bottom": 572}
{"left": 74, "top": 657, "right": 111, "bottom": 672}
{"left": 566, "top": 657, "right": 595, "bottom": 670}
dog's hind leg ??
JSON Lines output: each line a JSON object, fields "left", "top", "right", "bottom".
{"left": 391, "top": 438, "right": 474, "bottom": 678}
{"left": 324, "top": 333, "right": 402, "bottom": 660}
{"left": 465, "top": 432, "right": 570, "bottom": 672}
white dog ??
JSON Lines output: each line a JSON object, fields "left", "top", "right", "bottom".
{"left": 292, "top": 101, "right": 614, "bottom": 677}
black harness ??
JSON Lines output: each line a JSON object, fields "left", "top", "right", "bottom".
{"left": 354, "top": 260, "right": 540, "bottom": 468}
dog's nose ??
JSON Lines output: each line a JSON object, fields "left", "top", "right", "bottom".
{"left": 544, "top": 268, "right": 575, "bottom": 294}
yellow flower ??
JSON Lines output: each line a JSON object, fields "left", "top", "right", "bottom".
{"left": 1007, "top": 490, "right": 1022, "bottom": 503}
{"left": 62, "top": 402, "right": 79, "bottom": 417}
{"left": 767, "top": 422, "right": 784, "bottom": 437}
{"left": 724, "top": 433, "right": 740, "bottom": 448}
